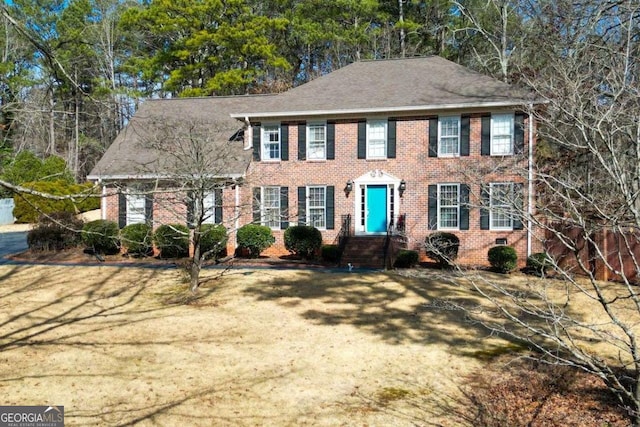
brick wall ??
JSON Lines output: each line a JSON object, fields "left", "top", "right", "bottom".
{"left": 100, "top": 112, "right": 542, "bottom": 267}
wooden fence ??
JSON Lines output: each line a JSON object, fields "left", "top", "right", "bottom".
{"left": 545, "top": 221, "right": 640, "bottom": 282}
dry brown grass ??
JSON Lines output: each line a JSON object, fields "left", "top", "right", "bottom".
{"left": 0, "top": 264, "right": 630, "bottom": 426}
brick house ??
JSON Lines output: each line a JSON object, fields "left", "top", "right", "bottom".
{"left": 88, "top": 56, "right": 538, "bottom": 267}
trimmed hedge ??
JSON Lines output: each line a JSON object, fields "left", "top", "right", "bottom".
{"left": 321, "top": 244, "right": 340, "bottom": 263}
{"left": 13, "top": 180, "right": 100, "bottom": 223}
{"left": 154, "top": 224, "right": 190, "bottom": 258}
{"left": 394, "top": 249, "right": 419, "bottom": 268}
{"left": 488, "top": 245, "right": 518, "bottom": 273}
{"left": 198, "top": 224, "right": 228, "bottom": 260}
{"left": 120, "top": 223, "right": 153, "bottom": 256}
{"left": 284, "top": 225, "right": 322, "bottom": 259}
{"left": 425, "top": 232, "right": 460, "bottom": 267}
{"left": 236, "top": 224, "right": 275, "bottom": 258}
{"left": 27, "top": 212, "right": 83, "bottom": 251}
{"left": 82, "top": 219, "right": 120, "bottom": 255}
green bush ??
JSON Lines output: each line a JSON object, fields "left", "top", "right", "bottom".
{"left": 394, "top": 249, "right": 419, "bottom": 268}
{"left": 236, "top": 224, "right": 275, "bottom": 258}
{"left": 425, "top": 232, "right": 460, "bottom": 267}
{"left": 2, "top": 151, "right": 74, "bottom": 186}
{"left": 198, "top": 224, "right": 228, "bottom": 260}
{"left": 13, "top": 180, "right": 100, "bottom": 223}
{"left": 284, "top": 225, "right": 322, "bottom": 259}
{"left": 27, "top": 212, "right": 84, "bottom": 251}
{"left": 82, "top": 219, "right": 120, "bottom": 255}
{"left": 488, "top": 245, "right": 518, "bottom": 273}
{"left": 526, "top": 252, "right": 553, "bottom": 276}
{"left": 154, "top": 224, "right": 190, "bottom": 258}
{"left": 120, "top": 223, "right": 153, "bottom": 256}
{"left": 321, "top": 244, "right": 340, "bottom": 263}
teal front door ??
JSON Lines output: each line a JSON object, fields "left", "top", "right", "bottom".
{"left": 366, "top": 185, "right": 387, "bottom": 233}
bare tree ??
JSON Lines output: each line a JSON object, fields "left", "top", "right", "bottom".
{"left": 436, "top": 1, "right": 640, "bottom": 424}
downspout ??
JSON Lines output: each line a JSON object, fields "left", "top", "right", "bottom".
{"left": 244, "top": 117, "right": 252, "bottom": 150}
{"left": 235, "top": 182, "right": 240, "bottom": 250}
{"left": 100, "top": 179, "right": 107, "bottom": 220}
{"left": 527, "top": 104, "right": 534, "bottom": 257}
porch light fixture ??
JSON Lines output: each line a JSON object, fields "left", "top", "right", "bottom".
{"left": 399, "top": 180, "right": 407, "bottom": 197}
{"left": 345, "top": 180, "right": 354, "bottom": 196}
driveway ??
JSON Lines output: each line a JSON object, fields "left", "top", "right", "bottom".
{"left": 0, "top": 224, "right": 29, "bottom": 258}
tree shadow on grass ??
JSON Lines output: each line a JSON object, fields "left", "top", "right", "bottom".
{"left": 241, "top": 268, "right": 524, "bottom": 351}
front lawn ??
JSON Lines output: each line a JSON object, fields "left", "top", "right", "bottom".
{"left": 0, "top": 265, "right": 629, "bottom": 426}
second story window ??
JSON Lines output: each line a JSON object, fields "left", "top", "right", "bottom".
{"left": 262, "top": 125, "right": 280, "bottom": 160}
{"left": 307, "top": 123, "right": 326, "bottom": 160}
{"left": 491, "top": 114, "right": 514, "bottom": 155}
{"left": 439, "top": 116, "right": 460, "bottom": 156}
{"left": 367, "top": 120, "right": 387, "bottom": 159}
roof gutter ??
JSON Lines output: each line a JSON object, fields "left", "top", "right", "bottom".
{"left": 230, "top": 100, "right": 539, "bottom": 119}
{"left": 87, "top": 173, "right": 246, "bottom": 181}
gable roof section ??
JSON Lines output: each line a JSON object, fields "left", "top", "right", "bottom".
{"left": 231, "top": 56, "right": 533, "bottom": 119}
{"left": 88, "top": 95, "right": 274, "bottom": 180}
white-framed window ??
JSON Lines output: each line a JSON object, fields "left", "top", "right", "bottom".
{"left": 202, "top": 191, "right": 217, "bottom": 224}
{"left": 307, "top": 186, "right": 326, "bottom": 229}
{"left": 438, "top": 184, "right": 460, "bottom": 229}
{"left": 262, "top": 186, "right": 281, "bottom": 229}
{"left": 126, "top": 193, "right": 146, "bottom": 225}
{"left": 439, "top": 116, "right": 460, "bottom": 156}
{"left": 490, "top": 183, "right": 514, "bottom": 229}
{"left": 307, "top": 123, "right": 326, "bottom": 160}
{"left": 262, "top": 124, "right": 281, "bottom": 160}
{"left": 367, "top": 120, "right": 387, "bottom": 158}
{"left": 491, "top": 113, "right": 514, "bottom": 155}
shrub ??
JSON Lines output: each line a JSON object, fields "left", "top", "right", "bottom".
{"left": 425, "top": 232, "right": 460, "bottom": 267}
{"left": 488, "top": 245, "right": 518, "bottom": 273}
{"left": 284, "top": 225, "right": 322, "bottom": 259}
{"left": 394, "top": 249, "right": 419, "bottom": 268}
{"left": 198, "top": 224, "right": 228, "bottom": 260}
{"left": 236, "top": 224, "right": 275, "bottom": 258}
{"left": 154, "top": 224, "right": 190, "bottom": 258}
{"left": 120, "top": 223, "right": 153, "bottom": 256}
{"left": 27, "top": 211, "right": 83, "bottom": 251}
{"left": 526, "top": 252, "right": 553, "bottom": 276}
{"left": 82, "top": 219, "right": 120, "bottom": 255}
{"left": 13, "top": 180, "right": 100, "bottom": 223}
{"left": 321, "top": 244, "right": 340, "bottom": 263}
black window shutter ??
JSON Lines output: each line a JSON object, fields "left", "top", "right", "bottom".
{"left": 357, "top": 120, "right": 366, "bottom": 159}
{"left": 327, "top": 122, "right": 335, "bottom": 160}
{"left": 460, "top": 115, "right": 470, "bottom": 156}
{"left": 118, "top": 192, "right": 126, "bottom": 228}
{"left": 326, "top": 186, "right": 335, "bottom": 229}
{"left": 252, "top": 124, "right": 261, "bottom": 161}
{"left": 253, "top": 187, "right": 261, "bottom": 223}
{"left": 298, "top": 123, "right": 306, "bottom": 160}
{"left": 460, "top": 184, "right": 470, "bottom": 230}
{"left": 428, "top": 184, "right": 437, "bottom": 230}
{"left": 297, "top": 186, "right": 306, "bottom": 225}
{"left": 215, "top": 188, "right": 223, "bottom": 224}
{"left": 280, "top": 186, "right": 289, "bottom": 229}
{"left": 481, "top": 115, "right": 491, "bottom": 156}
{"left": 281, "top": 124, "right": 289, "bottom": 161}
{"left": 480, "top": 185, "right": 490, "bottom": 230}
{"left": 186, "top": 191, "right": 194, "bottom": 228}
{"left": 145, "top": 190, "right": 153, "bottom": 226}
{"left": 514, "top": 113, "right": 525, "bottom": 154}
{"left": 387, "top": 118, "right": 396, "bottom": 158}
{"left": 513, "top": 183, "right": 524, "bottom": 230}
{"left": 428, "top": 117, "right": 438, "bottom": 157}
